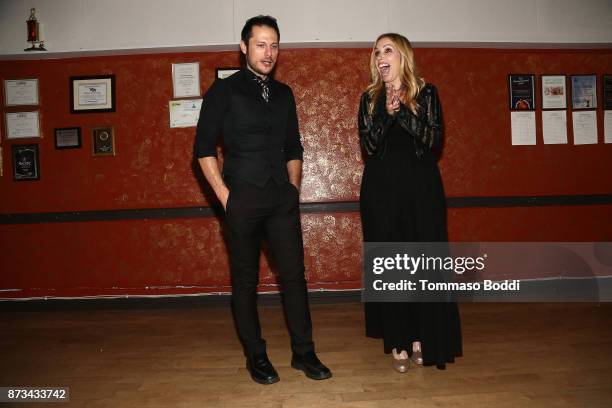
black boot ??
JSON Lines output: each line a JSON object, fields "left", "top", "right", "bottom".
{"left": 291, "top": 351, "right": 332, "bottom": 380}
{"left": 246, "top": 353, "right": 279, "bottom": 384}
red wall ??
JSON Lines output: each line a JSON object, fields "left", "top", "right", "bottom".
{"left": 1, "top": 48, "right": 611, "bottom": 298}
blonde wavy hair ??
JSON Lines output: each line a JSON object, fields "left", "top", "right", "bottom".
{"left": 366, "top": 33, "right": 425, "bottom": 115}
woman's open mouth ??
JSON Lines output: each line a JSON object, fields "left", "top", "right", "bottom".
{"left": 378, "top": 63, "right": 390, "bottom": 77}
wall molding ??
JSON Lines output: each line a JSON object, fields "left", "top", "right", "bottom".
{"left": 2, "top": 194, "right": 611, "bottom": 225}
{"left": 1, "top": 41, "right": 611, "bottom": 61}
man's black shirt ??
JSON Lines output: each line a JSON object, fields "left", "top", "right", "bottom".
{"left": 194, "top": 69, "right": 303, "bottom": 187}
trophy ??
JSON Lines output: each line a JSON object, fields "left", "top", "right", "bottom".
{"left": 25, "top": 8, "right": 47, "bottom": 52}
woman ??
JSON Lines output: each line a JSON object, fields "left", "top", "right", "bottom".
{"left": 358, "top": 33, "right": 462, "bottom": 371}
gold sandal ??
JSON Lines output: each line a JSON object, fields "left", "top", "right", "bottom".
{"left": 392, "top": 349, "right": 410, "bottom": 373}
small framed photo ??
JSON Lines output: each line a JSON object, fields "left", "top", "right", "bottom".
{"left": 509, "top": 74, "right": 535, "bottom": 110}
{"left": 54, "top": 127, "right": 81, "bottom": 149}
{"left": 571, "top": 74, "right": 597, "bottom": 110}
{"left": 541, "top": 75, "right": 567, "bottom": 110}
{"left": 3, "top": 78, "right": 39, "bottom": 106}
{"left": 603, "top": 74, "right": 612, "bottom": 110}
{"left": 12, "top": 144, "right": 40, "bottom": 181}
{"left": 216, "top": 68, "right": 240, "bottom": 79}
{"left": 4, "top": 111, "right": 41, "bottom": 139}
{"left": 70, "top": 75, "right": 116, "bottom": 113}
{"left": 92, "top": 126, "right": 115, "bottom": 156}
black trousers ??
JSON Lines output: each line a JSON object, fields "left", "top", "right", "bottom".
{"left": 224, "top": 177, "right": 314, "bottom": 357}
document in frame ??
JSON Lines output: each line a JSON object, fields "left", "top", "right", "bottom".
{"left": 5, "top": 111, "right": 41, "bottom": 139}
{"left": 542, "top": 110, "right": 567, "bottom": 144}
{"left": 604, "top": 111, "right": 612, "bottom": 144}
{"left": 510, "top": 111, "right": 536, "bottom": 145}
{"left": 172, "top": 63, "right": 200, "bottom": 98}
{"left": 4, "top": 79, "right": 39, "bottom": 106}
{"left": 78, "top": 83, "right": 108, "bottom": 106}
{"left": 572, "top": 111, "right": 597, "bottom": 145}
{"left": 169, "top": 99, "right": 202, "bottom": 128}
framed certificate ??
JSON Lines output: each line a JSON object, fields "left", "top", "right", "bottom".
{"left": 70, "top": 75, "right": 116, "bottom": 113}
{"left": 172, "top": 62, "right": 200, "bottom": 98}
{"left": 169, "top": 99, "right": 202, "bottom": 128}
{"left": 541, "top": 75, "right": 567, "bottom": 110}
{"left": 571, "top": 74, "right": 597, "bottom": 110}
{"left": 216, "top": 68, "right": 240, "bottom": 79}
{"left": 509, "top": 74, "right": 535, "bottom": 110}
{"left": 5, "top": 111, "right": 41, "bottom": 139}
{"left": 603, "top": 74, "right": 612, "bottom": 110}
{"left": 4, "top": 78, "right": 39, "bottom": 106}
{"left": 55, "top": 127, "right": 81, "bottom": 149}
{"left": 92, "top": 126, "right": 115, "bottom": 156}
{"left": 12, "top": 144, "right": 40, "bottom": 181}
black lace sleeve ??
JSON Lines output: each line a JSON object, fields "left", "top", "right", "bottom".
{"left": 358, "top": 92, "right": 394, "bottom": 157}
{"left": 419, "top": 84, "right": 443, "bottom": 150}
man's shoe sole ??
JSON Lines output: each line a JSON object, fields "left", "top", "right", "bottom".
{"left": 291, "top": 361, "right": 332, "bottom": 380}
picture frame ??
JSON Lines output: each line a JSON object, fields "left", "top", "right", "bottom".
{"left": 54, "top": 127, "right": 81, "bottom": 149}
{"left": 172, "top": 62, "right": 200, "bottom": 98}
{"left": 603, "top": 74, "right": 612, "bottom": 110}
{"left": 169, "top": 99, "right": 202, "bottom": 128}
{"left": 4, "top": 111, "right": 41, "bottom": 139}
{"left": 3, "top": 78, "right": 39, "bottom": 106}
{"left": 70, "top": 75, "right": 116, "bottom": 113}
{"left": 92, "top": 126, "right": 115, "bottom": 156}
{"left": 12, "top": 143, "right": 40, "bottom": 181}
{"left": 541, "top": 75, "right": 567, "bottom": 110}
{"left": 216, "top": 67, "right": 240, "bottom": 80}
{"left": 509, "top": 74, "right": 535, "bottom": 111}
{"left": 571, "top": 74, "right": 597, "bottom": 110}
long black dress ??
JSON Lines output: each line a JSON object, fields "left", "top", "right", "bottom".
{"left": 358, "top": 84, "right": 462, "bottom": 369}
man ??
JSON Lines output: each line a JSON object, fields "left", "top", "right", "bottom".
{"left": 194, "top": 15, "right": 331, "bottom": 384}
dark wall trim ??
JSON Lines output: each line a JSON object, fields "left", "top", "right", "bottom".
{"left": 0, "top": 290, "right": 361, "bottom": 311}
{"left": 447, "top": 194, "right": 612, "bottom": 208}
{"left": 1, "top": 194, "right": 611, "bottom": 225}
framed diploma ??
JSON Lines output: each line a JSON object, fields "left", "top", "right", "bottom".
{"left": 54, "top": 127, "right": 81, "bottom": 149}
{"left": 541, "top": 75, "right": 567, "bottom": 110}
{"left": 5, "top": 111, "right": 41, "bottom": 139}
{"left": 603, "top": 74, "right": 612, "bottom": 110}
{"left": 571, "top": 74, "right": 597, "bottom": 110}
{"left": 509, "top": 74, "right": 535, "bottom": 110}
{"left": 70, "top": 75, "right": 116, "bottom": 113}
{"left": 169, "top": 99, "right": 202, "bottom": 128}
{"left": 172, "top": 62, "right": 200, "bottom": 98}
{"left": 12, "top": 144, "right": 40, "bottom": 181}
{"left": 92, "top": 126, "right": 115, "bottom": 156}
{"left": 3, "top": 78, "right": 39, "bottom": 106}
{"left": 216, "top": 68, "right": 240, "bottom": 79}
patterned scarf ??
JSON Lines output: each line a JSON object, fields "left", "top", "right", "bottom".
{"left": 252, "top": 75, "right": 270, "bottom": 102}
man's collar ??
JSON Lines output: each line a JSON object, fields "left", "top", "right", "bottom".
{"left": 244, "top": 66, "right": 270, "bottom": 83}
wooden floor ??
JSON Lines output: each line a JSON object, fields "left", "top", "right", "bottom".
{"left": 1, "top": 301, "right": 611, "bottom": 408}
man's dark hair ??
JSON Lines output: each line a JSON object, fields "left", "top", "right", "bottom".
{"left": 240, "top": 15, "right": 280, "bottom": 45}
